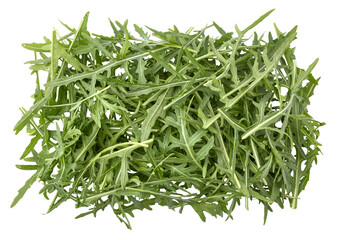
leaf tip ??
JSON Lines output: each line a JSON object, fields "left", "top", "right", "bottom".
{"left": 10, "top": 201, "right": 16, "bottom": 208}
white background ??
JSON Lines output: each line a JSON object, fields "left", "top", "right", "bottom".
{"left": 1, "top": 0, "right": 338, "bottom": 239}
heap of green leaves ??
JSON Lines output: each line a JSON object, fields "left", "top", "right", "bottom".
{"left": 12, "top": 9, "right": 324, "bottom": 229}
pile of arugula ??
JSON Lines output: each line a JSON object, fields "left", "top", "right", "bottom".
{"left": 12, "top": 9, "right": 324, "bottom": 228}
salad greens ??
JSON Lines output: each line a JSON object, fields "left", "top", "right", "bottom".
{"left": 11, "top": 9, "right": 324, "bottom": 229}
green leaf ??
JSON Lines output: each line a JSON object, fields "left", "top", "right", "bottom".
{"left": 53, "top": 35, "right": 83, "bottom": 71}
{"left": 241, "top": 9, "right": 275, "bottom": 34}
{"left": 242, "top": 95, "right": 295, "bottom": 139}
{"left": 11, "top": 170, "right": 40, "bottom": 208}
{"left": 196, "top": 136, "right": 214, "bottom": 161}
{"left": 15, "top": 165, "right": 39, "bottom": 170}
{"left": 198, "top": 109, "right": 220, "bottom": 129}
{"left": 134, "top": 24, "right": 150, "bottom": 40}
{"left": 136, "top": 57, "right": 147, "bottom": 84}
{"left": 141, "top": 89, "right": 170, "bottom": 141}
{"left": 45, "top": 46, "right": 168, "bottom": 87}
{"left": 20, "top": 135, "right": 40, "bottom": 159}
{"left": 29, "top": 64, "right": 50, "bottom": 71}
{"left": 82, "top": 33, "right": 114, "bottom": 60}
{"left": 116, "top": 152, "right": 129, "bottom": 189}
{"left": 191, "top": 202, "right": 223, "bottom": 222}
{"left": 22, "top": 42, "right": 51, "bottom": 52}
{"left": 13, "top": 90, "right": 51, "bottom": 134}
{"left": 73, "top": 124, "right": 99, "bottom": 162}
